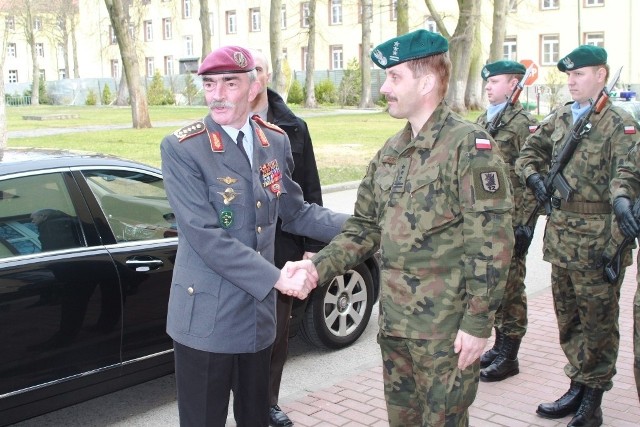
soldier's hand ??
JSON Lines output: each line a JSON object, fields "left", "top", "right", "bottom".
{"left": 613, "top": 197, "right": 640, "bottom": 239}
{"left": 454, "top": 330, "right": 487, "bottom": 370}
{"left": 526, "top": 173, "right": 549, "bottom": 205}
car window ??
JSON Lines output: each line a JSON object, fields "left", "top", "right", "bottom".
{"left": 0, "top": 173, "right": 85, "bottom": 258}
{"left": 83, "top": 169, "right": 177, "bottom": 242}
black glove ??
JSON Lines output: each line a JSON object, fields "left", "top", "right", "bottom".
{"left": 526, "top": 173, "right": 549, "bottom": 205}
{"left": 514, "top": 225, "right": 534, "bottom": 258}
{"left": 613, "top": 197, "right": 640, "bottom": 239}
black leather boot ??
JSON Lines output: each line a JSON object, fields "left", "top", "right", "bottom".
{"left": 480, "top": 335, "right": 521, "bottom": 382}
{"left": 480, "top": 328, "right": 504, "bottom": 369}
{"left": 536, "top": 381, "right": 585, "bottom": 419}
{"left": 567, "top": 387, "right": 604, "bottom": 427}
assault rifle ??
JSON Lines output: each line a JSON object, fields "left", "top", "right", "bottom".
{"left": 603, "top": 197, "right": 640, "bottom": 284}
{"left": 486, "top": 65, "right": 536, "bottom": 137}
{"left": 513, "top": 66, "right": 623, "bottom": 258}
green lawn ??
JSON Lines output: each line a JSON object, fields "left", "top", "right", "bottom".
{"left": 5, "top": 105, "right": 501, "bottom": 185}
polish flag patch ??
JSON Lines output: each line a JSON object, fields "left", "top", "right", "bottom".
{"left": 529, "top": 125, "right": 538, "bottom": 133}
{"left": 624, "top": 126, "right": 636, "bottom": 134}
{"left": 475, "top": 138, "right": 492, "bottom": 150}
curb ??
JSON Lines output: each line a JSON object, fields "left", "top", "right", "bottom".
{"left": 321, "top": 180, "right": 361, "bottom": 194}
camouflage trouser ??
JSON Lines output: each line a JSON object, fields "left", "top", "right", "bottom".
{"left": 494, "top": 253, "right": 528, "bottom": 339}
{"left": 634, "top": 281, "right": 640, "bottom": 402}
{"left": 377, "top": 333, "right": 479, "bottom": 427}
{"left": 551, "top": 264, "right": 623, "bottom": 390}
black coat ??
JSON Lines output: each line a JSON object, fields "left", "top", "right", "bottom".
{"left": 267, "top": 89, "right": 325, "bottom": 268}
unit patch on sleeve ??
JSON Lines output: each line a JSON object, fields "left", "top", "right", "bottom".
{"left": 473, "top": 167, "right": 508, "bottom": 200}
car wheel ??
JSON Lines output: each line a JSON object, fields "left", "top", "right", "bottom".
{"left": 300, "top": 263, "right": 374, "bottom": 349}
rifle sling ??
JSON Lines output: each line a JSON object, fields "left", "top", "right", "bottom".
{"left": 550, "top": 197, "right": 611, "bottom": 214}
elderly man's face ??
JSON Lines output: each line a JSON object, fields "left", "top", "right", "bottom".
{"left": 31, "top": 211, "right": 47, "bottom": 225}
{"left": 203, "top": 73, "right": 261, "bottom": 128}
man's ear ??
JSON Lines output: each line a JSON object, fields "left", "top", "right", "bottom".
{"left": 248, "top": 80, "right": 261, "bottom": 102}
{"left": 420, "top": 73, "right": 436, "bottom": 96}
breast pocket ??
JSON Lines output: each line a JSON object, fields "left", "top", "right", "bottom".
{"left": 407, "top": 165, "right": 457, "bottom": 236}
{"left": 209, "top": 183, "right": 249, "bottom": 230}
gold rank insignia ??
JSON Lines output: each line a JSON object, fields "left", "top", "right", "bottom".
{"left": 217, "top": 176, "right": 238, "bottom": 185}
{"left": 174, "top": 121, "right": 206, "bottom": 143}
{"left": 217, "top": 187, "right": 240, "bottom": 205}
{"left": 209, "top": 131, "right": 224, "bottom": 152}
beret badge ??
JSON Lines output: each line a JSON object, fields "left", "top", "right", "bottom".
{"left": 372, "top": 49, "right": 387, "bottom": 67}
{"left": 233, "top": 52, "right": 248, "bottom": 69}
{"left": 561, "top": 57, "right": 575, "bottom": 70}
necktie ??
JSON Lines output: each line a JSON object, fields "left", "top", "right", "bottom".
{"left": 236, "top": 131, "right": 250, "bottom": 165}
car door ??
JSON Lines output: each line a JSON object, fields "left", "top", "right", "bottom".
{"left": 0, "top": 170, "right": 122, "bottom": 408}
{"left": 76, "top": 168, "right": 176, "bottom": 364}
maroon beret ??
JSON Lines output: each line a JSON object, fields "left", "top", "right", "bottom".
{"left": 198, "top": 46, "right": 255, "bottom": 75}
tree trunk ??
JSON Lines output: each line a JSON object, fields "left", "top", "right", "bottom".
{"left": 104, "top": 0, "right": 151, "bottom": 128}
{"left": 199, "top": 0, "right": 211, "bottom": 60}
{"left": 71, "top": 14, "right": 79, "bottom": 78}
{"left": 489, "top": 0, "right": 509, "bottom": 62}
{"left": 62, "top": 28, "right": 70, "bottom": 79}
{"left": 465, "top": 0, "right": 483, "bottom": 110}
{"left": 359, "top": 0, "right": 373, "bottom": 108}
{"left": 304, "top": 0, "right": 316, "bottom": 108}
{"left": 446, "top": 0, "right": 479, "bottom": 113}
{"left": 270, "top": 0, "right": 287, "bottom": 99}
{"left": 115, "top": 72, "right": 128, "bottom": 105}
{"left": 396, "top": 0, "right": 408, "bottom": 36}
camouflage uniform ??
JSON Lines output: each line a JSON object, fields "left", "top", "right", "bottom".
{"left": 610, "top": 140, "right": 640, "bottom": 401}
{"left": 476, "top": 103, "right": 538, "bottom": 339}
{"left": 314, "top": 103, "right": 514, "bottom": 426}
{"left": 516, "top": 100, "right": 637, "bottom": 390}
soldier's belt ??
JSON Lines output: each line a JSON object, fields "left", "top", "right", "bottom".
{"left": 550, "top": 197, "right": 611, "bottom": 214}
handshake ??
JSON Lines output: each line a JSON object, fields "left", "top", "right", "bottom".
{"left": 274, "top": 255, "right": 320, "bottom": 300}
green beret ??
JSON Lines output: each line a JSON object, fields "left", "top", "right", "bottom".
{"left": 371, "top": 29, "right": 448, "bottom": 69}
{"left": 557, "top": 45, "right": 607, "bottom": 72}
{"left": 481, "top": 60, "right": 526, "bottom": 80}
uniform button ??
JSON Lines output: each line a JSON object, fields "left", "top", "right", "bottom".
{"left": 187, "top": 287, "right": 194, "bottom": 295}
{"left": 257, "top": 251, "right": 261, "bottom": 255}
{"left": 257, "top": 226, "right": 262, "bottom": 233}
{"left": 256, "top": 201, "right": 262, "bottom": 208}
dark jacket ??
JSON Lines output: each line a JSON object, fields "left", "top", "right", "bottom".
{"left": 268, "top": 89, "right": 325, "bottom": 268}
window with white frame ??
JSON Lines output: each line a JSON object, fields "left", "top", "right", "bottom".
{"left": 36, "top": 43, "right": 44, "bottom": 57}
{"left": 111, "top": 59, "right": 120, "bottom": 78}
{"left": 6, "top": 15, "right": 14, "bottom": 31}
{"left": 282, "top": 48, "right": 287, "bottom": 60}
{"left": 182, "top": 0, "right": 191, "bottom": 19}
{"left": 164, "top": 56, "right": 174, "bottom": 75}
{"left": 184, "top": 35, "right": 193, "bottom": 56}
{"left": 584, "top": 32, "right": 604, "bottom": 47}
{"left": 250, "top": 8, "right": 261, "bottom": 32}
{"left": 144, "top": 20, "right": 153, "bottom": 42}
{"left": 541, "top": 34, "right": 559, "bottom": 65}
{"left": 390, "top": 0, "right": 397, "bottom": 21}
{"left": 163, "top": 18, "right": 172, "bottom": 40}
{"left": 226, "top": 11, "right": 237, "bottom": 34}
{"left": 503, "top": 36, "right": 517, "bottom": 60}
{"left": 34, "top": 16, "right": 42, "bottom": 31}
{"left": 281, "top": 4, "right": 287, "bottom": 29}
{"left": 7, "top": 43, "right": 16, "bottom": 58}
{"left": 424, "top": 16, "right": 437, "bottom": 33}
{"left": 145, "top": 57, "right": 154, "bottom": 77}
{"left": 541, "top": 0, "right": 559, "bottom": 10}
{"left": 8, "top": 70, "right": 18, "bottom": 83}
{"left": 331, "top": 45, "right": 344, "bottom": 70}
{"left": 330, "top": 0, "right": 342, "bottom": 25}
{"left": 585, "top": 0, "right": 603, "bottom": 6}
{"left": 301, "top": 3, "right": 310, "bottom": 28}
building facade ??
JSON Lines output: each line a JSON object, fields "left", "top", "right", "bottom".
{"left": 3, "top": 0, "right": 639, "bottom": 94}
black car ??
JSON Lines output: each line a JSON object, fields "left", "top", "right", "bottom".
{"left": 0, "top": 148, "right": 379, "bottom": 425}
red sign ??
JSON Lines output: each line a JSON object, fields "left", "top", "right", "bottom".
{"left": 520, "top": 59, "right": 539, "bottom": 85}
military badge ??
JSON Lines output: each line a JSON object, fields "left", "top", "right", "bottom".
{"left": 219, "top": 208, "right": 234, "bottom": 228}
{"left": 270, "top": 183, "right": 282, "bottom": 197}
{"left": 480, "top": 171, "right": 500, "bottom": 193}
{"left": 217, "top": 176, "right": 238, "bottom": 185}
{"left": 209, "top": 131, "right": 224, "bottom": 152}
{"left": 259, "top": 160, "right": 282, "bottom": 189}
{"left": 217, "top": 187, "right": 240, "bottom": 205}
{"left": 372, "top": 49, "right": 387, "bottom": 66}
{"left": 255, "top": 126, "right": 270, "bottom": 147}
{"left": 233, "top": 51, "right": 248, "bottom": 68}
{"left": 174, "top": 121, "right": 205, "bottom": 143}
{"left": 562, "top": 57, "right": 575, "bottom": 70}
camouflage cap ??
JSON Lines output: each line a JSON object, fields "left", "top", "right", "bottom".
{"left": 370, "top": 29, "right": 448, "bottom": 70}
{"left": 557, "top": 45, "right": 607, "bottom": 72}
{"left": 198, "top": 46, "right": 255, "bottom": 75}
{"left": 481, "top": 60, "right": 526, "bottom": 80}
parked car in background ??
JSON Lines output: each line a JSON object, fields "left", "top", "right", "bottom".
{"left": 613, "top": 98, "right": 640, "bottom": 125}
{"left": 0, "top": 148, "right": 379, "bottom": 425}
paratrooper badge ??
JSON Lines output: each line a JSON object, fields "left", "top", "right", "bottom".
{"left": 217, "top": 187, "right": 240, "bottom": 205}
{"left": 174, "top": 121, "right": 206, "bottom": 143}
{"left": 217, "top": 176, "right": 238, "bottom": 185}
{"left": 209, "top": 131, "right": 224, "bottom": 152}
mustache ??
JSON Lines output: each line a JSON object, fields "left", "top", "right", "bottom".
{"left": 208, "top": 101, "right": 235, "bottom": 109}
{"left": 385, "top": 95, "right": 397, "bottom": 102}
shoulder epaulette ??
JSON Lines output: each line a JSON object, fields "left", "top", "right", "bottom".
{"left": 173, "top": 121, "right": 206, "bottom": 142}
{"left": 252, "top": 115, "right": 285, "bottom": 135}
